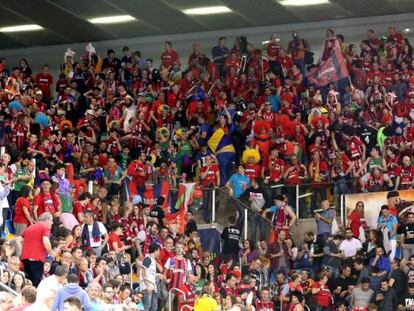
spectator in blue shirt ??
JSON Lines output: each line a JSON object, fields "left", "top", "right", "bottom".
{"left": 369, "top": 246, "right": 391, "bottom": 276}
{"left": 226, "top": 165, "right": 251, "bottom": 228}
{"left": 377, "top": 205, "right": 398, "bottom": 261}
{"left": 212, "top": 37, "right": 229, "bottom": 76}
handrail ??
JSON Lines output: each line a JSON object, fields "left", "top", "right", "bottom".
{"left": 0, "top": 281, "right": 18, "bottom": 297}
{"left": 169, "top": 287, "right": 187, "bottom": 311}
{"left": 134, "top": 263, "right": 157, "bottom": 291}
{"left": 216, "top": 187, "right": 272, "bottom": 223}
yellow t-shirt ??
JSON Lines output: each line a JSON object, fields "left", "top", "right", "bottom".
{"left": 194, "top": 295, "right": 218, "bottom": 311}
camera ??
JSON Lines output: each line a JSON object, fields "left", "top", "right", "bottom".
{"left": 234, "top": 97, "right": 248, "bottom": 111}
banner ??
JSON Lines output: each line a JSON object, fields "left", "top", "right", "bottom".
{"left": 345, "top": 190, "right": 414, "bottom": 228}
{"left": 165, "top": 183, "right": 195, "bottom": 234}
{"left": 307, "top": 40, "right": 348, "bottom": 87}
{"left": 138, "top": 181, "right": 171, "bottom": 214}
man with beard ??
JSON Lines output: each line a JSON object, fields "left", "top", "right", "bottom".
{"left": 401, "top": 212, "right": 414, "bottom": 260}
{"left": 370, "top": 278, "right": 397, "bottom": 310}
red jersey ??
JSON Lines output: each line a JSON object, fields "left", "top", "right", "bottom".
{"left": 127, "top": 160, "right": 147, "bottom": 185}
{"left": 286, "top": 164, "right": 305, "bottom": 185}
{"left": 13, "top": 197, "right": 32, "bottom": 226}
{"left": 269, "top": 157, "right": 285, "bottom": 181}
{"left": 245, "top": 163, "right": 261, "bottom": 180}
{"left": 177, "top": 283, "right": 196, "bottom": 310}
{"left": 255, "top": 299, "right": 274, "bottom": 311}
{"left": 35, "top": 73, "right": 53, "bottom": 99}
{"left": 200, "top": 165, "right": 219, "bottom": 187}
{"left": 165, "top": 257, "right": 191, "bottom": 289}
{"left": 397, "top": 165, "right": 414, "bottom": 189}
{"left": 72, "top": 201, "right": 90, "bottom": 223}
{"left": 108, "top": 232, "right": 123, "bottom": 251}
{"left": 267, "top": 42, "right": 282, "bottom": 57}
{"left": 311, "top": 282, "right": 332, "bottom": 307}
{"left": 33, "top": 192, "right": 60, "bottom": 217}
{"left": 160, "top": 50, "right": 180, "bottom": 69}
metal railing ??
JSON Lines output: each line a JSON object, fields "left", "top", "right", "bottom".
{"left": 202, "top": 178, "right": 371, "bottom": 240}
{"left": 168, "top": 287, "right": 186, "bottom": 311}
{"left": 0, "top": 281, "right": 18, "bottom": 296}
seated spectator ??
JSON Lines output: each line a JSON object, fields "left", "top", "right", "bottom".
{"left": 369, "top": 246, "right": 391, "bottom": 276}
{"left": 350, "top": 277, "right": 374, "bottom": 310}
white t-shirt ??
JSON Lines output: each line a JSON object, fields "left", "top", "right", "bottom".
{"left": 339, "top": 238, "right": 362, "bottom": 258}
{"left": 82, "top": 222, "right": 107, "bottom": 248}
{"left": 140, "top": 255, "right": 157, "bottom": 292}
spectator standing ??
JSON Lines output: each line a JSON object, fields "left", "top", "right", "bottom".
{"left": 81, "top": 210, "right": 108, "bottom": 257}
{"left": 20, "top": 212, "right": 57, "bottom": 287}
{"left": 140, "top": 243, "right": 161, "bottom": 311}
{"left": 221, "top": 216, "right": 241, "bottom": 262}
{"left": 212, "top": 37, "right": 229, "bottom": 76}
{"left": 400, "top": 212, "right": 414, "bottom": 260}
{"left": 315, "top": 200, "right": 335, "bottom": 243}
{"left": 225, "top": 165, "right": 251, "bottom": 228}
{"left": 377, "top": 205, "right": 398, "bottom": 261}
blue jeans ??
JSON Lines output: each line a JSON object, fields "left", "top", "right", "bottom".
{"left": 249, "top": 212, "right": 265, "bottom": 242}
{"left": 333, "top": 177, "right": 349, "bottom": 195}
{"left": 234, "top": 199, "right": 245, "bottom": 230}
{"left": 143, "top": 289, "right": 158, "bottom": 311}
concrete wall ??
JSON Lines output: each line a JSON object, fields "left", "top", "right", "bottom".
{"left": 1, "top": 13, "right": 414, "bottom": 80}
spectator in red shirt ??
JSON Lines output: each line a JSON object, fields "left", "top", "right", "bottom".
{"left": 311, "top": 271, "right": 332, "bottom": 310}
{"left": 395, "top": 155, "right": 414, "bottom": 190}
{"left": 21, "top": 212, "right": 59, "bottom": 287}
{"left": 34, "top": 65, "right": 53, "bottom": 101}
{"left": 200, "top": 155, "right": 220, "bottom": 223}
{"left": 127, "top": 152, "right": 148, "bottom": 196}
{"left": 72, "top": 192, "right": 92, "bottom": 224}
{"left": 159, "top": 236, "right": 175, "bottom": 266}
{"left": 108, "top": 223, "right": 131, "bottom": 253}
{"left": 160, "top": 41, "right": 180, "bottom": 70}
{"left": 13, "top": 186, "right": 35, "bottom": 236}
{"left": 33, "top": 179, "right": 62, "bottom": 221}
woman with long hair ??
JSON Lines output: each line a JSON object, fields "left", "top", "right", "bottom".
{"left": 67, "top": 224, "right": 82, "bottom": 249}
{"left": 348, "top": 201, "right": 367, "bottom": 239}
{"left": 10, "top": 272, "right": 26, "bottom": 294}
{"left": 239, "top": 239, "right": 259, "bottom": 267}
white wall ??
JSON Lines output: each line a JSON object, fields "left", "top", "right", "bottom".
{"left": 2, "top": 13, "right": 414, "bottom": 79}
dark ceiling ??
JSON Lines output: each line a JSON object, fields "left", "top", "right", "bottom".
{"left": 0, "top": 0, "right": 414, "bottom": 49}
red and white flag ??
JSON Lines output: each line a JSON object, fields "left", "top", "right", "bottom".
{"left": 307, "top": 39, "right": 349, "bottom": 87}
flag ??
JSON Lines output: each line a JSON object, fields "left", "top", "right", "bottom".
{"left": 307, "top": 40, "right": 348, "bottom": 87}
{"left": 208, "top": 128, "right": 235, "bottom": 154}
{"left": 138, "top": 181, "right": 171, "bottom": 214}
{"left": 165, "top": 183, "right": 195, "bottom": 234}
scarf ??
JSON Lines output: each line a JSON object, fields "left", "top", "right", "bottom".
{"left": 81, "top": 222, "right": 101, "bottom": 249}
{"left": 311, "top": 161, "right": 321, "bottom": 182}
{"left": 106, "top": 163, "right": 118, "bottom": 179}
{"left": 272, "top": 203, "right": 288, "bottom": 230}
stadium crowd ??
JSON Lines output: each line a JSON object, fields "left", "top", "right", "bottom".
{"left": 0, "top": 24, "right": 414, "bottom": 310}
